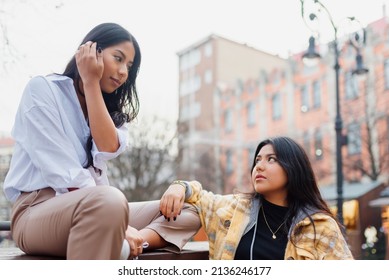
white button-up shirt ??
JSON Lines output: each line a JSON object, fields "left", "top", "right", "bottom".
{"left": 3, "top": 74, "right": 128, "bottom": 202}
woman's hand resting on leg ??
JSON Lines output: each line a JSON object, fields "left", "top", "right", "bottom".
{"left": 159, "top": 183, "right": 186, "bottom": 222}
{"left": 125, "top": 226, "right": 144, "bottom": 259}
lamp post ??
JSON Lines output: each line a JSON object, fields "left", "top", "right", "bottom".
{"left": 300, "top": 0, "right": 368, "bottom": 225}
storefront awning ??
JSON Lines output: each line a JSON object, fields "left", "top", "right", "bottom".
{"left": 319, "top": 180, "right": 383, "bottom": 202}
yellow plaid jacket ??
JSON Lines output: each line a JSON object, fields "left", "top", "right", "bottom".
{"left": 185, "top": 181, "right": 354, "bottom": 260}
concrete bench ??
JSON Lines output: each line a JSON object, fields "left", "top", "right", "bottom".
{"left": 0, "top": 220, "right": 209, "bottom": 260}
{"left": 0, "top": 241, "right": 209, "bottom": 260}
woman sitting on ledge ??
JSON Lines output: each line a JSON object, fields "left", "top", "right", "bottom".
{"left": 160, "top": 136, "right": 354, "bottom": 260}
{"left": 3, "top": 22, "right": 200, "bottom": 260}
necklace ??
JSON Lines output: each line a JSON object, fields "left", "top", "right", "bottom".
{"left": 261, "top": 205, "right": 287, "bottom": 240}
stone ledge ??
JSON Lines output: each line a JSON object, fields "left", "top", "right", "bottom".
{"left": 0, "top": 241, "right": 209, "bottom": 260}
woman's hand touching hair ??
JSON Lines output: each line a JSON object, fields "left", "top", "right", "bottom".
{"left": 75, "top": 41, "right": 104, "bottom": 86}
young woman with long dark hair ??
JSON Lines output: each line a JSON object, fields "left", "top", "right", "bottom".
{"left": 160, "top": 136, "right": 353, "bottom": 260}
{"left": 4, "top": 22, "right": 200, "bottom": 260}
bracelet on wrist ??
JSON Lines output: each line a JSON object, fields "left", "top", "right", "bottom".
{"left": 172, "top": 180, "right": 187, "bottom": 190}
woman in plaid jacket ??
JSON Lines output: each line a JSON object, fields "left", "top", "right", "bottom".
{"left": 160, "top": 136, "right": 353, "bottom": 260}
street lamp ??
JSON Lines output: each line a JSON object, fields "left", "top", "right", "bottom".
{"left": 300, "top": 0, "right": 368, "bottom": 225}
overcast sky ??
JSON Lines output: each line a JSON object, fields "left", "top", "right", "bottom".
{"left": 1, "top": 0, "right": 388, "bottom": 135}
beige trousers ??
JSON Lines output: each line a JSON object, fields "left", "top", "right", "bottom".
{"left": 11, "top": 186, "right": 200, "bottom": 259}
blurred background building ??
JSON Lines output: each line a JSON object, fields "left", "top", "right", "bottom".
{"left": 0, "top": 137, "right": 13, "bottom": 221}
{"left": 0, "top": 136, "right": 14, "bottom": 247}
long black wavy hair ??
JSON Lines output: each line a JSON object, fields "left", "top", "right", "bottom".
{"left": 62, "top": 22, "right": 141, "bottom": 167}
{"left": 251, "top": 136, "right": 345, "bottom": 243}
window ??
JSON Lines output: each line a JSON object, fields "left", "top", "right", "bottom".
{"left": 191, "top": 49, "right": 201, "bottom": 67}
{"left": 193, "top": 74, "right": 201, "bottom": 92}
{"left": 179, "top": 105, "right": 189, "bottom": 121}
{"left": 247, "top": 102, "right": 256, "bottom": 127}
{"left": 179, "top": 49, "right": 201, "bottom": 72}
{"left": 204, "top": 69, "right": 212, "bottom": 84}
{"left": 204, "top": 42, "right": 212, "bottom": 57}
{"left": 386, "top": 116, "right": 389, "bottom": 152}
{"left": 180, "top": 49, "right": 201, "bottom": 71}
{"left": 314, "top": 130, "right": 323, "bottom": 160}
{"left": 312, "top": 80, "right": 321, "bottom": 109}
{"left": 272, "top": 93, "right": 282, "bottom": 120}
{"left": 235, "top": 79, "right": 244, "bottom": 96}
{"left": 273, "top": 71, "right": 281, "bottom": 85}
{"left": 301, "top": 85, "right": 309, "bottom": 113}
{"left": 179, "top": 54, "right": 189, "bottom": 72}
{"left": 260, "top": 70, "right": 268, "bottom": 84}
{"left": 179, "top": 102, "right": 201, "bottom": 121}
{"left": 385, "top": 59, "right": 389, "bottom": 89}
{"left": 224, "top": 109, "right": 233, "bottom": 132}
{"left": 179, "top": 72, "right": 201, "bottom": 96}
{"left": 347, "top": 122, "right": 361, "bottom": 155}
{"left": 247, "top": 81, "right": 255, "bottom": 94}
{"left": 345, "top": 71, "right": 358, "bottom": 99}
{"left": 303, "top": 132, "right": 310, "bottom": 157}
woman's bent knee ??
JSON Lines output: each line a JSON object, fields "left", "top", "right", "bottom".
{"left": 80, "top": 186, "right": 129, "bottom": 228}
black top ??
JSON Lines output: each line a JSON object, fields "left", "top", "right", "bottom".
{"left": 234, "top": 198, "right": 289, "bottom": 260}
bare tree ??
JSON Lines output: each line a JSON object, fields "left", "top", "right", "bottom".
{"left": 0, "top": 0, "right": 64, "bottom": 74}
{"left": 341, "top": 75, "right": 389, "bottom": 182}
{"left": 194, "top": 149, "right": 226, "bottom": 194}
{"left": 303, "top": 73, "right": 389, "bottom": 185}
{"left": 107, "top": 116, "right": 179, "bottom": 201}
{"left": 0, "top": 0, "right": 22, "bottom": 74}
